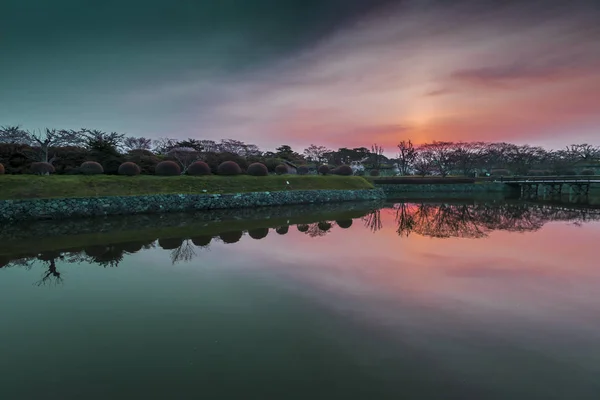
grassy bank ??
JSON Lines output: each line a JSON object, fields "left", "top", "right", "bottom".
{"left": 0, "top": 175, "right": 374, "bottom": 200}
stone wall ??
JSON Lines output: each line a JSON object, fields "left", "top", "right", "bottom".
{"left": 375, "top": 182, "right": 513, "bottom": 194}
{"left": 0, "top": 189, "right": 385, "bottom": 222}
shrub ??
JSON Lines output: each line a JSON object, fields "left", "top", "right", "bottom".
{"left": 84, "top": 245, "right": 108, "bottom": 257}
{"left": 158, "top": 237, "right": 184, "bottom": 250}
{"left": 318, "top": 165, "right": 330, "bottom": 175}
{"left": 118, "top": 162, "right": 141, "bottom": 176}
{"left": 297, "top": 224, "right": 309, "bottom": 232}
{"left": 0, "top": 163, "right": 4, "bottom": 175}
{"left": 119, "top": 242, "right": 144, "bottom": 254}
{"left": 563, "top": 170, "right": 577, "bottom": 176}
{"left": 80, "top": 161, "right": 104, "bottom": 175}
{"left": 317, "top": 221, "right": 332, "bottom": 231}
{"left": 275, "top": 164, "right": 288, "bottom": 175}
{"left": 217, "top": 161, "right": 242, "bottom": 176}
{"left": 248, "top": 228, "right": 269, "bottom": 240}
{"left": 205, "top": 152, "right": 248, "bottom": 173}
{"left": 219, "top": 230, "right": 243, "bottom": 244}
{"left": 191, "top": 236, "right": 212, "bottom": 247}
{"left": 581, "top": 169, "right": 595, "bottom": 175}
{"left": 275, "top": 226, "right": 289, "bottom": 235}
{"left": 125, "top": 149, "right": 161, "bottom": 174}
{"left": 247, "top": 162, "right": 269, "bottom": 176}
{"left": 336, "top": 220, "right": 353, "bottom": 229}
{"left": 334, "top": 165, "right": 353, "bottom": 176}
{"left": 158, "top": 238, "right": 183, "bottom": 250}
{"left": 297, "top": 166, "right": 309, "bottom": 175}
{"left": 30, "top": 162, "right": 55, "bottom": 175}
{"left": 156, "top": 160, "right": 181, "bottom": 176}
{"left": 187, "top": 161, "right": 211, "bottom": 176}
{"left": 370, "top": 169, "right": 380, "bottom": 177}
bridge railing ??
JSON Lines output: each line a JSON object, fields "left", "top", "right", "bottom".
{"left": 493, "top": 176, "right": 600, "bottom": 184}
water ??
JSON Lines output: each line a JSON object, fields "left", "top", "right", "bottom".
{"left": 1, "top": 199, "right": 600, "bottom": 399}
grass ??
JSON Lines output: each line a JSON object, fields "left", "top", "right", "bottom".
{"left": 0, "top": 175, "right": 374, "bottom": 200}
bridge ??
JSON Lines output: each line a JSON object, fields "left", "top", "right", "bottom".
{"left": 496, "top": 177, "right": 600, "bottom": 197}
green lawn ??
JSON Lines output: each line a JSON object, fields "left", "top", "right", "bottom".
{"left": 0, "top": 175, "right": 374, "bottom": 200}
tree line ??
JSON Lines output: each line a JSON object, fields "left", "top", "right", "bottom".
{"left": 0, "top": 125, "right": 598, "bottom": 175}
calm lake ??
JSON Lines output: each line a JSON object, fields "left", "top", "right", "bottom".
{"left": 1, "top": 198, "right": 600, "bottom": 399}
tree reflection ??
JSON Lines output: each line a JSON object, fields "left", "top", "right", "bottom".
{"left": 391, "top": 202, "right": 600, "bottom": 239}
{"left": 362, "top": 209, "right": 383, "bottom": 233}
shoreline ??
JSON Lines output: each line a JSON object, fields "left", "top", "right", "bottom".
{"left": 0, "top": 188, "right": 385, "bottom": 222}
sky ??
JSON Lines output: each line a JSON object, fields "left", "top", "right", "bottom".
{"left": 1, "top": 0, "right": 599, "bottom": 153}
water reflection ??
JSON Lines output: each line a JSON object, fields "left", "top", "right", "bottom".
{"left": 1, "top": 199, "right": 599, "bottom": 282}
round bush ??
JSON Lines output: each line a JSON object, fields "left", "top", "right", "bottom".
{"left": 80, "top": 161, "right": 104, "bottom": 175}
{"left": 335, "top": 165, "right": 353, "bottom": 176}
{"left": 275, "top": 226, "right": 289, "bottom": 235}
{"left": 119, "top": 242, "right": 144, "bottom": 254}
{"left": 247, "top": 162, "right": 269, "bottom": 176}
{"left": 0, "top": 163, "right": 4, "bottom": 175}
{"left": 118, "top": 162, "right": 141, "bottom": 176}
{"left": 317, "top": 221, "right": 332, "bottom": 231}
{"left": 219, "top": 230, "right": 243, "bottom": 244}
{"left": 187, "top": 161, "right": 211, "bottom": 176}
{"left": 581, "top": 169, "right": 595, "bottom": 175}
{"left": 318, "top": 165, "right": 330, "bottom": 175}
{"left": 30, "top": 162, "right": 55, "bottom": 175}
{"left": 191, "top": 236, "right": 212, "bottom": 247}
{"left": 248, "top": 228, "right": 269, "bottom": 240}
{"left": 370, "top": 169, "right": 380, "bottom": 177}
{"left": 217, "top": 161, "right": 242, "bottom": 176}
{"left": 156, "top": 161, "right": 181, "bottom": 176}
{"left": 275, "top": 164, "right": 288, "bottom": 175}
{"left": 336, "top": 220, "right": 353, "bottom": 229}
{"left": 297, "top": 224, "right": 309, "bottom": 232}
{"left": 297, "top": 166, "right": 309, "bottom": 175}
{"left": 158, "top": 237, "right": 184, "bottom": 250}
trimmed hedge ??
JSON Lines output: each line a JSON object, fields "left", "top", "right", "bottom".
{"left": 297, "top": 224, "right": 309, "bottom": 232}
{"left": 30, "top": 162, "right": 55, "bottom": 175}
{"left": 247, "top": 162, "right": 269, "bottom": 176}
{"left": 219, "top": 230, "right": 243, "bottom": 244}
{"left": 187, "top": 161, "right": 211, "bottom": 176}
{"left": 248, "top": 227, "right": 269, "bottom": 240}
{"left": 156, "top": 161, "right": 181, "bottom": 176}
{"left": 297, "top": 166, "right": 309, "bottom": 175}
{"left": 80, "top": 161, "right": 104, "bottom": 175}
{"left": 370, "top": 169, "right": 380, "bottom": 177}
{"left": 336, "top": 219, "right": 353, "bottom": 229}
{"left": 373, "top": 177, "right": 476, "bottom": 185}
{"left": 118, "top": 162, "right": 141, "bottom": 176}
{"left": 275, "top": 164, "right": 288, "bottom": 175}
{"left": 217, "top": 161, "right": 242, "bottom": 176}
{"left": 334, "top": 165, "right": 353, "bottom": 176}
{"left": 318, "top": 165, "right": 330, "bottom": 175}
{"left": 317, "top": 221, "right": 332, "bottom": 231}
{"left": 581, "top": 169, "right": 595, "bottom": 175}
{"left": 275, "top": 226, "right": 289, "bottom": 235}
{"left": 158, "top": 237, "right": 184, "bottom": 250}
{"left": 0, "top": 163, "right": 4, "bottom": 175}
{"left": 490, "top": 169, "right": 510, "bottom": 176}
{"left": 191, "top": 236, "right": 212, "bottom": 247}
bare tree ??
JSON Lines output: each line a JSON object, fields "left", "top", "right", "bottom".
{"left": 170, "top": 240, "right": 197, "bottom": 264}
{"left": 396, "top": 140, "right": 417, "bottom": 175}
{"left": 153, "top": 138, "right": 178, "bottom": 154}
{"left": 167, "top": 147, "right": 202, "bottom": 174}
{"left": 450, "top": 141, "right": 487, "bottom": 176}
{"left": 123, "top": 136, "right": 153, "bottom": 152}
{"left": 371, "top": 143, "right": 384, "bottom": 169}
{"left": 417, "top": 141, "right": 455, "bottom": 177}
{"left": 413, "top": 153, "right": 434, "bottom": 177}
{"left": 304, "top": 144, "right": 331, "bottom": 164}
{"left": 1, "top": 126, "right": 84, "bottom": 163}
{"left": 564, "top": 144, "right": 600, "bottom": 163}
